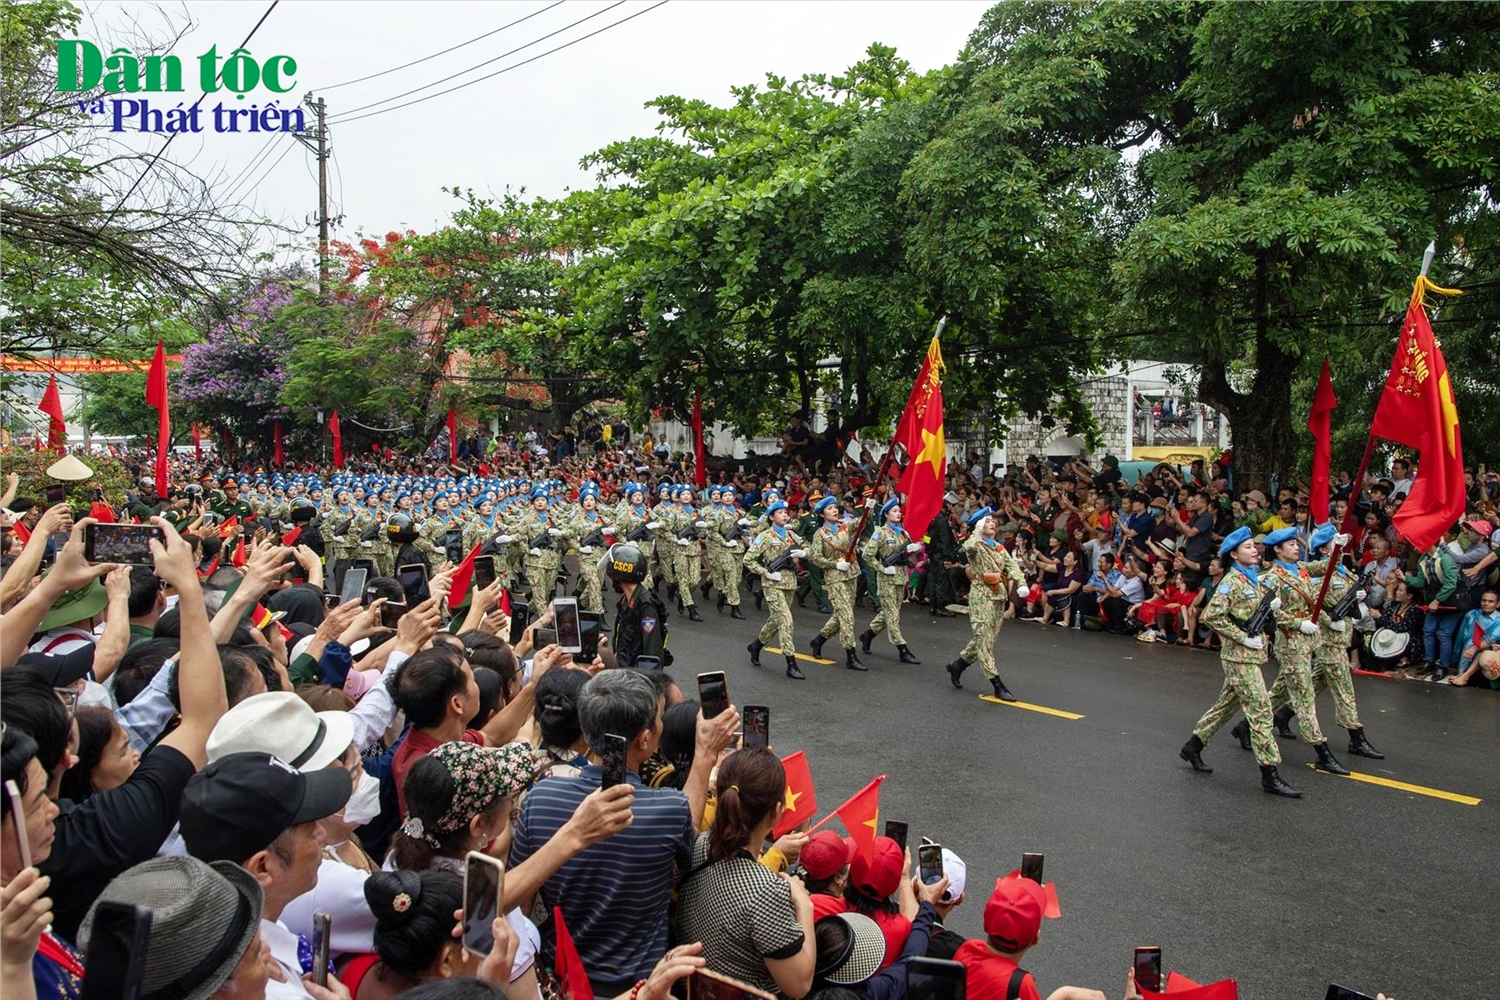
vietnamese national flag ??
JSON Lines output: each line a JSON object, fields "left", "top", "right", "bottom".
{"left": 89, "top": 501, "right": 116, "bottom": 523}
{"left": 329, "top": 411, "right": 344, "bottom": 468}
{"left": 1139, "top": 972, "right": 1239, "bottom": 1000}
{"left": 217, "top": 515, "right": 240, "bottom": 538}
{"left": 691, "top": 389, "right": 707, "bottom": 487}
{"left": 499, "top": 588, "right": 512, "bottom": 618}
{"left": 1306, "top": 360, "right": 1336, "bottom": 525}
{"left": 230, "top": 536, "right": 247, "bottom": 568}
{"left": 38, "top": 375, "right": 66, "bottom": 454}
{"left": 281, "top": 525, "right": 302, "bottom": 547}
{"left": 894, "top": 336, "right": 946, "bottom": 542}
{"left": 448, "top": 542, "right": 483, "bottom": 606}
{"left": 447, "top": 407, "right": 458, "bottom": 465}
{"left": 1370, "top": 280, "right": 1465, "bottom": 551}
{"left": 144, "top": 341, "right": 171, "bottom": 498}
{"left": 773, "top": 751, "right": 817, "bottom": 838}
{"left": 835, "top": 774, "right": 886, "bottom": 864}
{"left": 552, "top": 906, "right": 593, "bottom": 1000}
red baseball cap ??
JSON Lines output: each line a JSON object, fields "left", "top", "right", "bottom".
{"left": 983, "top": 877, "right": 1045, "bottom": 952}
{"left": 800, "top": 831, "right": 857, "bottom": 881}
{"left": 849, "top": 836, "right": 904, "bottom": 900}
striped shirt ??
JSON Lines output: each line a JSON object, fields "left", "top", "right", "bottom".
{"left": 509, "top": 764, "right": 694, "bottom": 994}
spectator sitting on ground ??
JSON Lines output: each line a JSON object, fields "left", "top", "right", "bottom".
{"left": 1449, "top": 588, "right": 1500, "bottom": 688}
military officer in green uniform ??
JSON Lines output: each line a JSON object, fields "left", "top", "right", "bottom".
{"left": 1178, "top": 527, "right": 1302, "bottom": 797}
{"left": 211, "top": 478, "right": 256, "bottom": 523}
{"left": 806, "top": 496, "right": 865, "bottom": 671}
{"left": 944, "top": 507, "right": 1025, "bottom": 701}
{"left": 744, "top": 499, "right": 807, "bottom": 680}
{"left": 859, "top": 498, "right": 921, "bottom": 664}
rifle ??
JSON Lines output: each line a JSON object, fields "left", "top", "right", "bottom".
{"left": 1242, "top": 588, "right": 1277, "bottom": 636}
{"left": 766, "top": 551, "right": 800, "bottom": 576}
{"left": 627, "top": 523, "right": 652, "bottom": 543}
{"left": 882, "top": 547, "right": 915, "bottom": 569}
{"left": 1330, "top": 569, "right": 1376, "bottom": 621}
{"left": 580, "top": 527, "right": 605, "bottom": 549}
{"left": 529, "top": 530, "right": 554, "bottom": 551}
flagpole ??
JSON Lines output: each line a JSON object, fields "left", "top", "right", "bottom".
{"left": 842, "top": 315, "right": 947, "bottom": 561}
{"left": 1310, "top": 241, "right": 1435, "bottom": 622}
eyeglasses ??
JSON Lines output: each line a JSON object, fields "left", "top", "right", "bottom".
{"left": 54, "top": 687, "right": 79, "bottom": 721}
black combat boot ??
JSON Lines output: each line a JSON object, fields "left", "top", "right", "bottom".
{"left": 717, "top": 593, "right": 726, "bottom": 613}
{"left": 809, "top": 633, "right": 827, "bottom": 659}
{"left": 945, "top": 656, "right": 969, "bottom": 689}
{"left": 700, "top": 580, "right": 711, "bottom": 600}
{"left": 729, "top": 604, "right": 745, "bottom": 620}
{"left": 897, "top": 644, "right": 920, "bottom": 665}
{"left": 786, "top": 654, "right": 806, "bottom": 680}
{"left": 747, "top": 639, "right": 763, "bottom": 667}
{"left": 1179, "top": 734, "right": 1212, "bottom": 773}
{"left": 687, "top": 606, "right": 703, "bottom": 622}
{"left": 859, "top": 629, "right": 875, "bottom": 654}
{"left": 1229, "top": 718, "right": 1252, "bottom": 751}
{"left": 1273, "top": 705, "right": 1297, "bottom": 740}
{"left": 845, "top": 648, "right": 867, "bottom": 672}
{"left": 1346, "top": 727, "right": 1384, "bottom": 759}
{"left": 1260, "top": 765, "right": 1302, "bottom": 798}
{"left": 1313, "top": 742, "right": 1350, "bottom": 776}
{"left": 989, "top": 675, "right": 1017, "bottom": 702}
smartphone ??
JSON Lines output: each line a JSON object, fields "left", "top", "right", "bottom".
{"left": 323, "top": 593, "right": 341, "bottom": 611}
{"left": 1021, "top": 852, "right": 1044, "bottom": 884}
{"left": 397, "top": 563, "right": 429, "bottom": 604}
{"left": 697, "top": 671, "right": 729, "bottom": 720}
{"left": 47, "top": 531, "right": 70, "bottom": 559}
{"left": 883, "top": 821, "right": 909, "bottom": 853}
{"left": 1133, "top": 948, "right": 1162, "bottom": 993}
{"left": 1324, "top": 989, "right": 1377, "bottom": 1000}
{"left": 578, "top": 610, "right": 602, "bottom": 660}
{"left": 599, "top": 733, "right": 629, "bottom": 789}
{"left": 4, "top": 780, "right": 31, "bottom": 870}
{"left": 552, "top": 597, "right": 582, "bottom": 653}
{"left": 742, "top": 706, "right": 769, "bottom": 749}
{"left": 689, "top": 968, "right": 778, "bottom": 1000}
{"left": 508, "top": 600, "right": 530, "bottom": 645}
{"left": 45, "top": 484, "right": 68, "bottom": 505}
{"left": 312, "top": 913, "right": 332, "bottom": 989}
{"left": 380, "top": 600, "right": 408, "bottom": 629}
{"left": 84, "top": 523, "right": 164, "bottom": 566}
{"left": 533, "top": 627, "right": 557, "bottom": 649}
{"left": 79, "top": 901, "right": 152, "bottom": 1000}
{"left": 905, "top": 957, "right": 967, "bottom": 1000}
{"left": 635, "top": 655, "right": 662, "bottom": 671}
{"left": 462, "top": 852, "right": 504, "bottom": 956}
{"left": 339, "top": 567, "right": 368, "bottom": 605}
{"left": 473, "top": 555, "right": 497, "bottom": 592}
{"left": 918, "top": 843, "right": 945, "bottom": 885}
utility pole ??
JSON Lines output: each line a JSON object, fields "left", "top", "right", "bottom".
{"left": 296, "top": 93, "right": 331, "bottom": 296}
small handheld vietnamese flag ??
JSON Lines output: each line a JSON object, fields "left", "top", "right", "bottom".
{"left": 281, "top": 524, "right": 303, "bottom": 547}
{"left": 447, "top": 542, "right": 483, "bottom": 607}
{"left": 230, "top": 536, "right": 247, "bottom": 568}
{"left": 552, "top": 906, "right": 593, "bottom": 1000}
{"left": 835, "top": 774, "right": 886, "bottom": 864}
{"left": 217, "top": 516, "right": 240, "bottom": 538}
{"left": 773, "top": 751, "right": 817, "bottom": 838}
{"left": 1138, "top": 972, "right": 1240, "bottom": 1000}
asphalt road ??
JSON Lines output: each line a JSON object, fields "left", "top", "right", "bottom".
{"left": 646, "top": 587, "right": 1499, "bottom": 1000}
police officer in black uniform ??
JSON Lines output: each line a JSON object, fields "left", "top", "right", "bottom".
{"left": 606, "top": 542, "right": 670, "bottom": 670}
{"left": 386, "top": 513, "right": 432, "bottom": 603}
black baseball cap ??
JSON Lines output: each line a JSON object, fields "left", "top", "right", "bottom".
{"left": 180, "top": 752, "right": 351, "bottom": 864}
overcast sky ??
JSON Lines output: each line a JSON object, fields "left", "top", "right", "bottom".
{"left": 92, "top": 0, "right": 993, "bottom": 259}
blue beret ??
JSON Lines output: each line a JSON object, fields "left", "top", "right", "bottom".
{"left": 966, "top": 506, "right": 995, "bottom": 528}
{"left": 1218, "top": 526, "right": 1252, "bottom": 557}
{"left": 813, "top": 496, "right": 838, "bottom": 515}
{"left": 1264, "top": 526, "right": 1299, "bottom": 548}
{"left": 529, "top": 486, "right": 548, "bottom": 500}
{"left": 1309, "top": 522, "right": 1336, "bottom": 552}
{"left": 880, "top": 498, "right": 901, "bottom": 519}
{"left": 765, "top": 500, "right": 788, "bottom": 516}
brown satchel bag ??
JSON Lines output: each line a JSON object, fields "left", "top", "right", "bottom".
{"left": 982, "top": 571, "right": 1003, "bottom": 594}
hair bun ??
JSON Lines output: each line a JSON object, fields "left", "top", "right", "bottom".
{"left": 365, "top": 869, "right": 424, "bottom": 926}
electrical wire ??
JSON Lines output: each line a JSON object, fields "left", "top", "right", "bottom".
{"left": 238, "top": 139, "right": 299, "bottom": 207}
{"left": 316, "top": 1, "right": 567, "bottom": 91}
{"left": 329, "top": 0, "right": 651, "bottom": 125}
{"left": 219, "top": 131, "right": 284, "bottom": 205}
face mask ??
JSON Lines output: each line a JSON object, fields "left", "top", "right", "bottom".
{"left": 341, "top": 771, "right": 382, "bottom": 827}
{"left": 1446, "top": 540, "right": 1464, "bottom": 557}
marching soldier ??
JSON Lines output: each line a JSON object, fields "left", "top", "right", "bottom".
{"left": 859, "top": 499, "right": 921, "bottom": 664}
{"left": 651, "top": 482, "right": 678, "bottom": 599}
{"left": 706, "top": 485, "right": 747, "bottom": 619}
{"left": 418, "top": 492, "right": 465, "bottom": 567}
{"left": 612, "top": 483, "right": 660, "bottom": 590}
{"left": 944, "top": 508, "right": 1025, "bottom": 701}
{"left": 570, "top": 484, "right": 610, "bottom": 613}
{"left": 513, "top": 485, "right": 569, "bottom": 602}
{"left": 744, "top": 499, "right": 808, "bottom": 680}
{"left": 806, "top": 496, "right": 865, "bottom": 671}
{"left": 1178, "top": 527, "right": 1302, "bottom": 797}
{"left": 667, "top": 484, "right": 705, "bottom": 621}
{"left": 795, "top": 495, "right": 833, "bottom": 615}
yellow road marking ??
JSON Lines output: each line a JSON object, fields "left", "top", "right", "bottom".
{"left": 764, "top": 647, "right": 836, "bottom": 665}
{"left": 978, "top": 695, "right": 1085, "bottom": 720}
{"left": 1303, "top": 764, "right": 1481, "bottom": 805}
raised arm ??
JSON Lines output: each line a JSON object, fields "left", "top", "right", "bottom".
{"left": 151, "top": 518, "right": 225, "bottom": 768}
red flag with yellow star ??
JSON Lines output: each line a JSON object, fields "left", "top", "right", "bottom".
{"left": 773, "top": 751, "right": 817, "bottom": 838}
{"left": 836, "top": 774, "right": 886, "bottom": 864}
{"left": 894, "top": 336, "right": 945, "bottom": 540}
{"left": 1370, "top": 277, "right": 1464, "bottom": 551}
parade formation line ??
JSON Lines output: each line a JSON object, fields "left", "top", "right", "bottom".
{"left": 1302, "top": 764, "right": 1482, "bottom": 805}
{"left": 978, "top": 694, "right": 1085, "bottom": 720}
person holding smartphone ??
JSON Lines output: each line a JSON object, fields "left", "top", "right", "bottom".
{"left": 2, "top": 725, "right": 67, "bottom": 1000}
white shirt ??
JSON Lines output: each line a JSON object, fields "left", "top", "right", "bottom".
{"left": 282, "top": 856, "right": 379, "bottom": 957}
{"left": 261, "top": 917, "right": 312, "bottom": 999}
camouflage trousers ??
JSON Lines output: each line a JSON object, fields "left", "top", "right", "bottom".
{"left": 708, "top": 545, "right": 741, "bottom": 606}
{"left": 672, "top": 542, "right": 700, "bottom": 607}
{"left": 1271, "top": 641, "right": 1360, "bottom": 730}
{"left": 1267, "top": 648, "right": 1326, "bottom": 745}
{"left": 960, "top": 593, "right": 1004, "bottom": 680}
{"left": 1193, "top": 657, "right": 1282, "bottom": 766}
{"left": 652, "top": 541, "right": 676, "bottom": 588}
{"left": 818, "top": 577, "right": 858, "bottom": 650}
{"left": 524, "top": 553, "right": 564, "bottom": 602}
{"left": 757, "top": 586, "right": 796, "bottom": 650}
{"left": 576, "top": 559, "right": 604, "bottom": 614}
{"left": 866, "top": 571, "right": 906, "bottom": 645}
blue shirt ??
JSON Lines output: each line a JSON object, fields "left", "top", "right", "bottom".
{"left": 509, "top": 764, "right": 694, "bottom": 993}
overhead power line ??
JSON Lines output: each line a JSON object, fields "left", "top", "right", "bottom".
{"left": 317, "top": 1, "right": 567, "bottom": 91}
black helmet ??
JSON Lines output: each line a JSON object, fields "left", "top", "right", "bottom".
{"left": 385, "top": 513, "right": 419, "bottom": 544}
{"left": 604, "top": 542, "right": 647, "bottom": 584}
{"left": 289, "top": 496, "right": 317, "bottom": 523}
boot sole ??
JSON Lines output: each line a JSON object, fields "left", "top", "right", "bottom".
{"left": 1178, "top": 750, "right": 1212, "bottom": 774}
{"left": 1262, "top": 786, "right": 1303, "bottom": 797}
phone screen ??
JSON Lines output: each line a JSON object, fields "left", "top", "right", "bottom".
{"left": 397, "top": 564, "right": 429, "bottom": 604}
{"left": 312, "top": 913, "right": 332, "bottom": 988}
{"left": 462, "top": 853, "right": 504, "bottom": 956}
{"left": 883, "top": 820, "right": 908, "bottom": 853}
{"left": 1021, "top": 853, "right": 1044, "bottom": 884}
{"left": 918, "top": 844, "right": 945, "bottom": 885}
{"left": 578, "top": 610, "right": 602, "bottom": 660}
{"left": 79, "top": 901, "right": 152, "bottom": 1000}
{"left": 85, "top": 524, "right": 163, "bottom": 566}
{"left": 742, "top": 706, "right": 769, "bottom": 749}
{"left": 698, "top": 672, "right": 729, "bottom": 719}
{"left": 339, "top": 567, "right": 368, "bottom": 605}
{"left": 509, "top": 601, "right": 530, "bottom": 645}
{"left": 45, "top": 484, "right": 68, "bottom": 505}
{"left": 533, "top": 627, "right": 557, "bottom": 649}
{"left": 905, "top": 957, "right": 967, "bottom": 1000}
{"left": 1324, "top": 988, "right": 1377, "bottom": 1000}
{"left": 553, "top": 599, "right": 582, "bottom": 653}
{"left": 473, "top": 556, "right": 497, "bottom": 592}
{"left": 4, "top": 780, "right": 31, "bottom": 870}
{"left": 380, "top": 601, "right": 408, "bottom": 630}
{"left": 635, "top": 655, "right": 662, "bottom": 671}
{"left": 599, "top": 733, "right": 629, "bottom": 789}
{"left": 1133, "top": 948, "right": 1162, "bottom": 993}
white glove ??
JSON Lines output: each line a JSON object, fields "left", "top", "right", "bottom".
{"left": 1298, "top": 619, "right": 1319, "bottom": 635}
{"left": 602, "top": 525, "right": 615, "bottom": 533}
{"left": 723, "top": 540, "right": 739, "bottom": 549}
{"left": 646, "top": 520, "right": 661, "bottom": 530}
{"left": 547, "top": 528, "right": 562, "bottom": 537}
{"left": 1016, "top": 585, "right": 1031, "bottom": 599}
{"left": 496, "top": 534, "right": 515, "bottom": 544}
{"left": 360, "top": 540, "right": 373, "bottom": 549}
{"left": 864, "top": 498, "right": 877, "bottom": 509}
{"left": 906, "top": 542, "right": 921, "bottom": 553}
{"left": 882, "top": 566, "right": 897, "bottom": 576}
{"left": 1329, "top": 620, "right": 1347, "bottom": 633}
{"left": 332, "top": 536, "right": 346, "bottom": 543}
{"left": 1332, "top": 532, "right": 1351, "bottom": 548}
{"left": 1355, "top": 589, "right": 1367, "bottom": 601}
{"left": 790, "top": 549, "right": 807, "bottom": 559}
{"left": 1269, "top": 596, "right": 1282, "bottom": 612}
{"left": 676, "top": 538, "right": 691, "bottom": 547}
{"left": 1239, "top": 634, "right": 1265, "bottom": 651}
{"left": 835, "top": 560, "right": 850, "bottom": 572}
{"left": 580, "top": 545, "right": 594, "bottom": 554}
{"left": 1357, "top": 602, "right": 1369, "bottom": 618}
{"left": 737, "top": 518, "right": 752, "bottom": 527}
{"left": 766, "top": 571, "right": 782, "bottom": 583}
{"left": 695, "top": 520, "right": 708, "bottom": 529}
{"left": 529, "top": 547, "right": 542, "bottom": 557}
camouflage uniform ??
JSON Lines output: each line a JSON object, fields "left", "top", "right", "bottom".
{"left": 1264, "top": 561, "right": 1326, "bottom": 745}
{"left": 666, "top": 500, "right": 702, "bottom": 609}
{"left": 569, "top": 507, "right": 610, "bottom": 613}
{"left": 1293, "top": 568, "right": 1363, "bottom": 730}
{"left": 861, "top": 523, "right": 914, "bottom": 646}
{"left": 418, "top": 511, "right": 465, "bottom": 567}
{"left": 960, "top": 536, "right": 1025, "bottom": 680}
{"left": 808, "top": 519, "right": 861, "bottom": 650}
{"left": 707, "top": 504, "right": 745, "bottom": 608}
{"left": 744, "top": 525, "right": 804, "bottom": 651}
{"left": 1193, "top": 567, "right": 1281, "bottom": 766}
{"left": 650, "top": 498, "right": 678, "bottom": 590}
{"left": 513, "top": 507, "right": 569, "bottom": 601}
